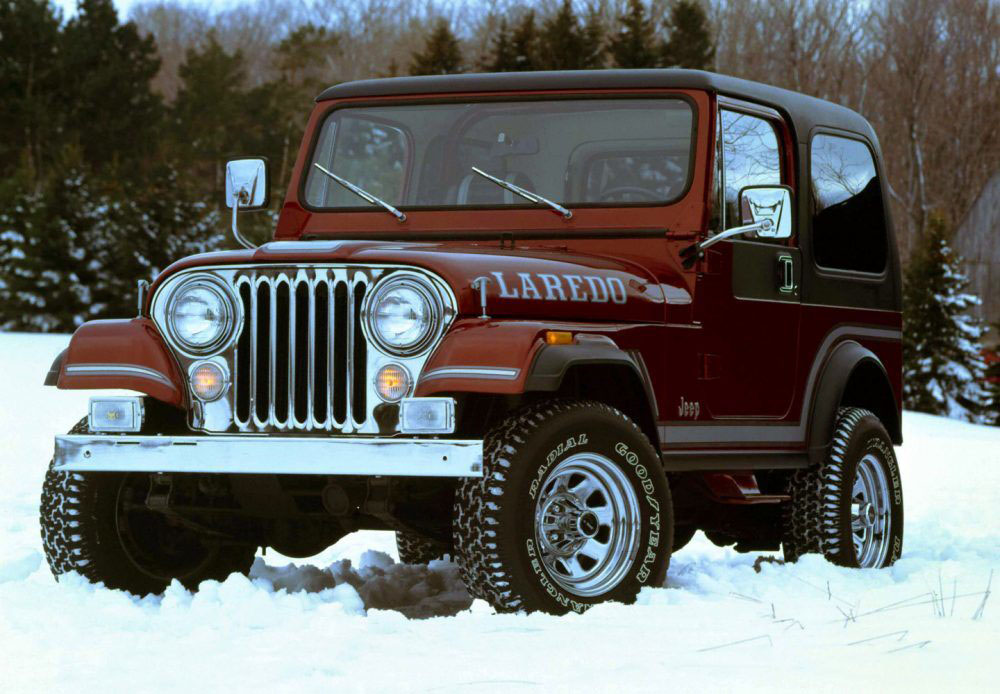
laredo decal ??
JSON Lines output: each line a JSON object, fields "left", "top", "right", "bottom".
{"left": 491, "top": 271, "right": 627, "bottom": 305}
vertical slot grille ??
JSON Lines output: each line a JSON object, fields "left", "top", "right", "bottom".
{"left": 234, "top": 268, "right": 370, "bottom": 432}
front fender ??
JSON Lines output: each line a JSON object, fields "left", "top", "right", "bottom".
{"left": 415, "top": 319, "right": 545, "bottom": 396}
{"left": 52, "top": 318, "right": 186, "bottom": 407}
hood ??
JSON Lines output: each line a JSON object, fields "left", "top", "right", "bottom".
{"left": 150, "top": 240, "right": 683, "bottom": 323}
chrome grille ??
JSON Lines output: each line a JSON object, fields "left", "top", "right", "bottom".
{"left": 232, "top": 268, "right": 371, "bottom": 432}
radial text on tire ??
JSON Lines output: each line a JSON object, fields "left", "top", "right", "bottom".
{"left": 453, "top": 400, "right": 674, "bottom": 614}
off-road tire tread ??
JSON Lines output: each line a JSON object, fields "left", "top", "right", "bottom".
{"left": 784, "top": 406, "right": 897, "bottom": 566}
{"left": 452, "top": 399, "right": 662, "bottom": 612}
{"left": 40, "top": 418, "right": 255, "bottom": 592}
{"left": 395, "top": 531, "right": 446, "bottom": 565}
{"left": 818, "top": 407, "right": 900, "bottom": 566}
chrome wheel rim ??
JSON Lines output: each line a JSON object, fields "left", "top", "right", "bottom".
{"left": 534, "top": 452, "right": 641, "bottom": 597}
{"left": 851, "top": 454, "right": 892, "bottom": 568}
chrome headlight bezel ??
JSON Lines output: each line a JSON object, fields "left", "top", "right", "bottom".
{"left": 363, "top": 272, "right": 449, "bottom": 357}
{"left": 160, "top": 274, "right": 240, "bottom": 357}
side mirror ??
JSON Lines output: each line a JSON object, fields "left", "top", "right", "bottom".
{"left": 225, "top": 158, "right": 269, "bottom": 210}
{"left": 739, "top": 185, "right": 793, "bottom": 239}
{"left": 680, "top": 185, "right": 795, "bottom": 269}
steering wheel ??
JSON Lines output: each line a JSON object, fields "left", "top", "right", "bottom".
{"left": 598, "top": 186, "right": 659, "bottom": 202}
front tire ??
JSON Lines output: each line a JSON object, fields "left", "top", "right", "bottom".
{"left": 783, "top": 407, "right": 903, "bottom": 568}
{"left": 40, "top": 419, "right": 256, "bottom": 595}
{"left": 453, "top": 400, "right": 673, "bottom": 614}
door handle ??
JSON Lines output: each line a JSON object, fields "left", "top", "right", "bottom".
{"left": 777, "top": 254, "right": 796, "bottom": 294}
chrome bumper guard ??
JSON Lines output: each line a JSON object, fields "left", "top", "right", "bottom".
{"left": 53, "top": 435, "right": 483, "bottom": 477}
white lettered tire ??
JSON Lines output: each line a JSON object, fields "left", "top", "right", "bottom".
{"left": 453, "top": 400, "right": 673, "bottom": 614}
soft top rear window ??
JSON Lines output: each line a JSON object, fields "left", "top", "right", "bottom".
{"left": 303, "top": 98, "right": 695, "bottom": 211}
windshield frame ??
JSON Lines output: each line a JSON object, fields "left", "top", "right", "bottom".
{"left": 297, "top": 92, "right": 699, "bottom": 214}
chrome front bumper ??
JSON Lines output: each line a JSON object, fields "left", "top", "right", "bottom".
{"left": 53, "top": 435, "right": 483, "bottom": 477}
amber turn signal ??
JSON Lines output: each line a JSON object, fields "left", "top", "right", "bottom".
{"left": 375, "top": 363, "right": 411, "bottom": 402}
{"left": 191, "top": 362, "right": 226, "bottom": 401}
{"left": 544, "top": 331, "right": 574, "bottom": 345}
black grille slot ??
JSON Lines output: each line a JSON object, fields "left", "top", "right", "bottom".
{"left": 233, "top": 269, "right": 370, "bottom": 432}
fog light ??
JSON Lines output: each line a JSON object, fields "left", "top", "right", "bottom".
{"left": 89, "top": 396, "right": 143, "bottom": 432}
{"left": 375, "top": 363, "right": 411, "bottom": 402}
{"left": 190, "top": 361, "right": 227, "bottom": 401}
{"left": 400, "top": 397, "right": 455, "bottom": 434}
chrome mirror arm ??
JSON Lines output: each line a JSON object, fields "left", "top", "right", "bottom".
{"left": 230, "top": 189, "right": 257, "bottom": 250}
{"left": 680, "top": 219, "right": 772, "bottom": 269}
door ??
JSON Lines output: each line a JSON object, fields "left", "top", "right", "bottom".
{"left": 695, "top": 104, "right": 802, "bottom": 420}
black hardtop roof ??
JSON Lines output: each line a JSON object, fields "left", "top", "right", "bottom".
{"left": 316, "top": 69, "right": 877, "bottom": 146}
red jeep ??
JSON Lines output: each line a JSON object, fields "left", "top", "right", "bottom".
{"left": 41, "top": 70, "right": 904, "bottom": 614}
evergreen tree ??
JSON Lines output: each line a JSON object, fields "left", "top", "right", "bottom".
{"left": 0, "top": 168, "right": 222, "bottom": 332}
{"left": 171, "top": 33, "right": 251, "bottom": 194}
{"left": 484, "top": 18, "right": 517, "bottom": 72}
{"left": 661, "top": 0, "right": 715, "bottom": 70}
{"left": 902, "top": 216, "right": 991, "bottom": 423}
{"left": 59, "top": 0, "right": 163, "bottom": 172}
{"left": 510, "top": 11, "right": 540, "bottom": 71}
{"left": 409, "top": 18, "right": 463, "bottom": 76}
{"left": 539, "top": 1, "right": 606, "bottom": 70}
{"left": 0, "top": 0, "right": 63, "bottom": 187}
{"left": 580, "top": 6, "right": 607, "bottom": 69}
{"left": 610, "top": 0, "right": 659, "bottom": 68}
{"left": 985, "top": 327, "right": 1000, "bottom": 426}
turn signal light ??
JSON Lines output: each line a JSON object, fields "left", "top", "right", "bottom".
{"left": 545, "top": 331, "right": 574, "bottom": 345}
{"left": 191, "top": 362, "right": 226, "bottom": 401}
{"left": 375, "top": 363, "right": 411, "bottom": 402}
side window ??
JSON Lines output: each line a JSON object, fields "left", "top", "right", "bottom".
{"left": 720, "top": 109, "right": 782, "bottom": 230}
{"left": 810, "top": 135, "right": 887, "bottom": 273}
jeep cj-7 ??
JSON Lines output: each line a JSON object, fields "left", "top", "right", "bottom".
{"left": 41, "top": 70, "right": 903, "bottom": 614}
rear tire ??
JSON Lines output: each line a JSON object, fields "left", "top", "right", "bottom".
{"left": 453, "top": 400, "right": 673, "bottom": 614}
{"left": 783, "top": 407, "right": 903, "bottom": 568}
{"left": 395, "top": 531, "right": 447, "bottom": 565}
{"left": 40, "top": 418, "right": 256, "bottom": 595}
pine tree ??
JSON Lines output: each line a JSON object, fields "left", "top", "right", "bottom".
{"left": 409, "top": 18, "right": 464, "bottom": 76}
{"left": 484, "top": 18, "right": 517, "bottom": 72}
{"left": 0, "top": 0, "right": 63, "bottom": 186}
{"left": 580, "top": 6, "right": 607, "bottom": 69}
{"left": 985, "top": 327, "right": 1000, "bottom": 426}
{"left": 59, "top": 0, "right": 163, "bottom": 173}
{"left": 661, "top": 0, "right": 715, "bottom": 70}
{"left": 610, "top": 0, "right": 660, "bottom": 68}
{"left": 0, "top": 168, "right": 222, "bottom": 332}
{"left": 510, "top": 10, "right": 540, "bottom": 71}
{"left": 172, "top": 33, "right": 251, "bottom": 195}
{"left": 902, "top": 216, "right": 991, "bottom": 423}
{"left": 539, "top": 1, "right": 606, "bottom": 70}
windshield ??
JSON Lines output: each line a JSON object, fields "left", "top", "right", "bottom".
{"left": 303, "top": 98, "right": 695, "bottom": 210}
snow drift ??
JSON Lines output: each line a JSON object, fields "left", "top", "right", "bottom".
{"left": 1, "top": 333, "right": 997, "bottom": 692}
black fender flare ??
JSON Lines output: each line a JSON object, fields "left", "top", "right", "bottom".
{"left": 807, "top": 340, "right": 900, "bottom": 464}
{"left": 45, "top": 348, "right": 67, "bottom": 386}
{"left": 524, "top": 337, "right": 659, "bottom": 445}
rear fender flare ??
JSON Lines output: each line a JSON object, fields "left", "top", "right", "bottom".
{"left": 807, "top": 340, "right": 900, "bottom": 464}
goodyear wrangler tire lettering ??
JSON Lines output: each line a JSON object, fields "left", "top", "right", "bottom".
{"left": 453, "top": 399, "right": 673, "bottom": 615}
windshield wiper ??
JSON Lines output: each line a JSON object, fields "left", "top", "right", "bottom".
{"left": 471, "top": 167, "right": 572, "bottom": 219}
{"left": 313, "top": 163, "right": 406, "bottom": 222}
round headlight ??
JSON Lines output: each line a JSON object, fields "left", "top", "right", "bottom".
{"left": 367, "top": 276, "right": 440, "bottom": 355}
{"left": 167, "top": 279, "right": 234, "bottom": 353}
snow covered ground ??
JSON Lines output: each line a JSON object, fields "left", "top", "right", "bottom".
{"left": 1, "top": 333, "right": 997, "bottom": 692}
